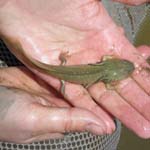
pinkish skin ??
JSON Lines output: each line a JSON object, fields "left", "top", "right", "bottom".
{"left": 114, "top": 0, "right": 150, "bottom": 5}
{"left": 90, "top": 46, "right": 150, "bottom": 138}
{"left": 0, "top": 0, "right": 150, "bottom": 142}
{"left": 0, "top": 67, "right": 71, "bottom": 107}
{"left": 137, "top": 46, "right": 150, "bottom": 60}
{"left": 90, "top": 86, "right": 150, "bottom": 138}
{"left": 0, "top": 68, "right": 108, "bottom": 143}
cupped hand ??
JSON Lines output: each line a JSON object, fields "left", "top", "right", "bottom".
{"left": 0, "top": 0, "right": 150, "bottom": 139}
{"left": 0, "top": 67, "right": 107, "bottom": 143}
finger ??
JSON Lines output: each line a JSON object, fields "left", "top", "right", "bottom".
{"left": 63, "top": 83, "right": 116, "bottom": 134}
{"left": 89, "top": 82, "right": 150, "bottom": 138}
{"left": 0, "top": 67, "right": 54, "bottom": 95}
{"left": 26, "top": 103, "right": 108, "bottom": 137}
{"left": 137, "top": 45, "right": 150, "bottom": 60}
{"left": 116, "top": 43, "right": 150, "bottom": 121}
{"left": 112, "top": 0, "right": 150, "bottom": 5}
{"left": 116, "top": 78, "right": 150, "bottom": 121}
{"left": 130, "top": 45, "right": 150, "bottom": 95}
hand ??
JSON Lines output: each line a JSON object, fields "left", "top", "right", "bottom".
{"left": 0, "top": 0, "right": 150, "bottom": 139}
{"left": 0, "top": 67, "right": 107, "bottom": 143}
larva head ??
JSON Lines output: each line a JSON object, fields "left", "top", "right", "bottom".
{"left": 101, "top": 58, "right": 135, "bottom": 83}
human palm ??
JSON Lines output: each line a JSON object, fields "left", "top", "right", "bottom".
{"left": 0, "top": 0, "right": 150, "bottom": 143}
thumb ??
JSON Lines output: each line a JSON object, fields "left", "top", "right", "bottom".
{"left": 25, "top": 104, "right": 108, "bottom": 142}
